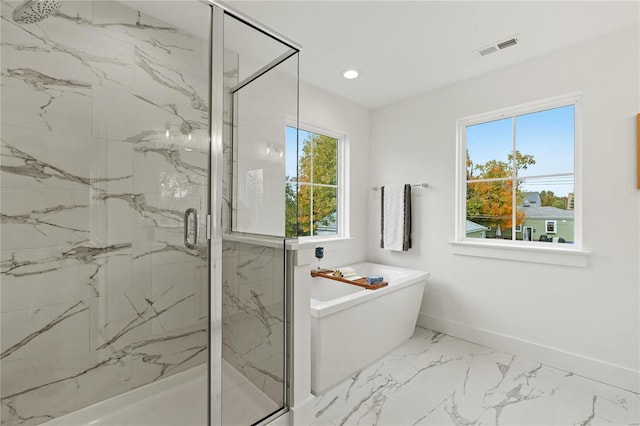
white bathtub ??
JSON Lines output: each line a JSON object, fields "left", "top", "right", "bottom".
{"left": 310, "top": 262, "right": 429, "bottom": 394}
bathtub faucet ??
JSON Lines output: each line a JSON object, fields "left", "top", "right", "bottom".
{"left": 315, "top": 246, "right": 324, "bottom": 270}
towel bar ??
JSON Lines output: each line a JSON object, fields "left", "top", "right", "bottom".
{"left": 371, "top": 183, "right": 428, "bottom": 191}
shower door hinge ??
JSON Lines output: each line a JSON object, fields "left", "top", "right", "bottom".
{"left": 206, "top": 214, "right": 211, "bottom": 240}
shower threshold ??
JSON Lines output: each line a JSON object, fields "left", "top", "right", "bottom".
{"left": 42, "top": 361, "right": 278, "bottom": 426}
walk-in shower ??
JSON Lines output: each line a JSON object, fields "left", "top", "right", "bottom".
{"left": 0, "top": 1, "right": 299, "bottom": 425}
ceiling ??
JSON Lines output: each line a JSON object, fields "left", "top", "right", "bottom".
{"left": 226, "top": 1, "right": 639, "bottom": 110}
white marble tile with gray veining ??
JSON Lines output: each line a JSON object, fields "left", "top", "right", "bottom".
{"left": 128, "top": 325, "right": 208, "bottom": 389}
{"left": 222, "top": 241, "right": 286, "bottom": 405}
{"left": 1, "top": 242, "right": 131, "bottom": 311}
{"left": 1, "top": 1, "right": 211, "bottom": 423}
{"left": 2, "top": 321, "right": 207, "bottom": 425}
{"left": 311, "top": 327, "right": 640, "bottom": 426}
{"left": 133, "top": 46, "right": 208, "bottom": 118}
{"left": 1, "top": 351, "right": 132, "bottom": 425}
{"left": 1, "top": 2, "right": 134, "bottom": 135}
{"left": 133, "top": 142, "right": 208, "bottom": 194}
{"left": 1, "top": 301, "right": 91, "bottom": 363}
{"left": 91, "top": 1, "right": 206, "bottom": 67}
{"left": 0, "top": 188, "right": 91, "bottom": 250}
{"left": 2, "top": 1, "right": 208, "bottom": 145}
{"left": 0, "top": 128, "right": 132, "bottom": 191}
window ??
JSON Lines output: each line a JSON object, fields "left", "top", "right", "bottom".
{"left": 285, "top": 125, "right": 345, "bottom": 238}
{"left": 545, "top": 220, "right": 557, "bottom": 234}
{"left": 457, "top": 94, "right": 580, "bottom": 247}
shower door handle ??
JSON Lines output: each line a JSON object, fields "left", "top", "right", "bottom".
{"left": 184, "top": 208, "right": 198, "bottom": 249}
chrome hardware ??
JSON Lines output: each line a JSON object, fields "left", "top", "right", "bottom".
{"left": 184, "top": 208, "right": 198, "bottom": 249}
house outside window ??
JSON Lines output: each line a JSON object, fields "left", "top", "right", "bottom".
{"left": 456, "top": 93, "right": 581, "bottom": 248}
{"left": 285, "top": 124, "right": 347, "bottom": 238}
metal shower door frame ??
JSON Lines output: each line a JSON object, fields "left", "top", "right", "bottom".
{"left": 207, "top": 3, "right": 300, "bottom": 425}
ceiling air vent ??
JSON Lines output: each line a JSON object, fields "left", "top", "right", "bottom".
{"left": 477, "top": 35, "right": 519, "bottom": 57}
{"left": 479, "top": 46, "right": 498, "bottom": 56}
{"left": 497, "top": 38, "right": 518, "bottom": 50}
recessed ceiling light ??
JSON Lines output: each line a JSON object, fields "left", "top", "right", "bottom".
{"left": 342, "top": 69, "right": 359, "bottom": 80}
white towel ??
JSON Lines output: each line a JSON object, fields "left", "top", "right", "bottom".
{"left": 380, "top": 184, "right": 412, "bottom": 251}
{"left": 334, "top": 267, "right": 355, "bottom": 276}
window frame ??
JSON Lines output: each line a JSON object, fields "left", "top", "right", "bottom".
{"left": 545, "top": 220, "right": 558, "bottom": 234}
{"left": 286, "top": 120, "right": 349, "bottom": 240}
{"left": 452, "top": 93, "right": 588, "bottom": 266}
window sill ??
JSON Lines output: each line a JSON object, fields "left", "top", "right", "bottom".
{"left": 449, "top": 240, "right": 590, "bottom": 267}
{"left": 286, "top": 236, "right": 353, "bottom": 250}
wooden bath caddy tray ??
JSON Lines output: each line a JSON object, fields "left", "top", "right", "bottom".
{"left": 310, "top": 269, "right": 388, "bottom": 290}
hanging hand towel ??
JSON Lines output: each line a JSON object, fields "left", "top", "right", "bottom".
{"left": 380, "top": 184, "right": 412, "bottom": 251}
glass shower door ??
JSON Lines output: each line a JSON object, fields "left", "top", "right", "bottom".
{"left": 0, "top": 1, "right": 211, "bottom": 424}
{"left": 220, "top": 12, "right": 299, "bottom": 426}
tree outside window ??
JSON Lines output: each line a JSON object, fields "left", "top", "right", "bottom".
{"left": 466, "top": 150, "right": 535, "bottom": 235}
{"left": 285, "top": 127, "right": 339, "bottom": 237}
{"left": 463, "top": 102, "right": 576, "bottom": 243}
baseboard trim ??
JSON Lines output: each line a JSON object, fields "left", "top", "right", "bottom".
{"left": 417, "top": 313, "right": 639, "bottom": 394}
{"left": 290, "top": 395, "right": 318, "bottom": 426}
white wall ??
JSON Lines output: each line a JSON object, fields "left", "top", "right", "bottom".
{"left": 298, "top": 82, "right": 371, "bottom": 266}
{"left": 366, "top": 26, "right": 639, "bottom": 392}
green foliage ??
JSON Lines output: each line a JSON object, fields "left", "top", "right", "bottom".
{"left": 285, "top": 132, "right": 338, "bottom": 237}
{"left": 285, "top": 181, "right": 298, "bottom": 237}
{"left": 540, "top": 190, "right": 568, "bottom": 210}
{"left": 467, "top": 151, "right": 535, "bottom": 179}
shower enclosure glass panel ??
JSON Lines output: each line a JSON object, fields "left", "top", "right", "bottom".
{"left": 221, "top": 13, "right": 298, "bottom": 425}
{"left": 221, "top": 239, "right": 287, "bottom": 425}
{"left": 223, "top": 15, "right": 294, "bottom": 84}
{"left": 225, "top": 15, "right": 298, "bottom": 236}
{"left": 0, "top": 1, "right": 211, "bottom": 424}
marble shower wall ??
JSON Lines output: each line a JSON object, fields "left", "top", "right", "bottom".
{"left": 0, "top": 1, "right": 210, "bottom": 424}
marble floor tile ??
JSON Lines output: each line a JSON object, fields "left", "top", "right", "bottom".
{"left": 312, "top": 326, "right": 640, "bottom": 426}
{"left": 33, "top": 326, "right": 638, "bottom": 426}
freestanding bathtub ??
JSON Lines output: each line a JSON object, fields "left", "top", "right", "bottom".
{"left": 310, "top": 262, "right": 430, "bottom": 394}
